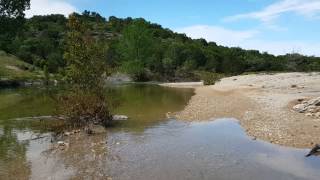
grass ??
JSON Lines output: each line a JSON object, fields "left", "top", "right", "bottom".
{"left": 0, "top": 51, "right": 43, "bottom": 82}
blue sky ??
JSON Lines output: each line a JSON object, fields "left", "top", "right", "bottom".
{"left": 25, "top": 0, "right": 320, "bottom": 56}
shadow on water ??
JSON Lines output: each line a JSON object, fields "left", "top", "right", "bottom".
{"left": 0, "top": 85, "right": 320, "bottom": 179}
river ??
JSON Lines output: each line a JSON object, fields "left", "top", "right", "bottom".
{"left": 0, "top": 84, "right": 319, "bottom": 179}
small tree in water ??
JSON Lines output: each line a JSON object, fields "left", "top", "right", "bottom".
{"left": 59, "top": 14, "right": 112, "bottom": 129}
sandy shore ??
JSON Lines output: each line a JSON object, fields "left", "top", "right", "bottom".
{"left": 164, "top": 73, "right": 320, "bottom": 148}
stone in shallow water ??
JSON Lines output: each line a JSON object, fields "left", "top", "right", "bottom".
{"left": 112, "top": 115, "right": 128, "bottom": 121}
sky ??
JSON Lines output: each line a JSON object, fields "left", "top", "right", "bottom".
{"left": 25, "top": 0, "right": 320, "bottom": 56}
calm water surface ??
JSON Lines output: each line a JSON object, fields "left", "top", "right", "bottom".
{"left": 0, "top": 84, "right": 320, "bottom": 180}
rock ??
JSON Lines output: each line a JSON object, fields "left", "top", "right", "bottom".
{"left": 64, "top": 132, "right": 72, "bottom": 136}
{"left": 293, "top": 97, "right": 320, "bottom": 115}
{"left": 113, "top": 115, "right": 128, "bottom": 121}
{"left": 57, "top": 141, "right": 68, "bottom": 147}
{"left": 297, "top": 98, "right": 305, "bottom": 102}
{"left": 53, "top": 80, "right": 58, "bottom": 86}
{"left": 307, "top": 106, "right": 318, "bottom": 113}
{"left": 293, "top": 104, "right": 307, "bottom": 113}
{"left": 73, "top": 129, "right": 81, "bottom": 133}
{"left": 57, "top": 141, "right": 69, "bottom": 150}
{"left": 306, "top": 113, "right": 313, "bottom": 117}
{"left": 306, "top": 144, "right": 320, "bottom": 157}
{"left": 310, "top": 97, "right": 320, "bottom": 104}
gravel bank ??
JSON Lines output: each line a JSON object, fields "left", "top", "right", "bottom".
{"left": 171, "top": 72, "right": 320, "bottom": 148}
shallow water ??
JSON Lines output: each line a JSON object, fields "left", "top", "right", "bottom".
{"left": 1, "top": 84, "right": 320, "bottom": 179}
{"left": 0, "top": 84, "right": 194, "bottom": 179}
{"left": 105, "top": 119, "right": 320, "bottom": 180}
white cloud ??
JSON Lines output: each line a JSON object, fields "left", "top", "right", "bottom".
{"left": 224, "top": 0, "right": 320, "bottom": 24}
{"left": 175, "top": 25, "right": 320, "bottom": 56}
{"left": 25, "top": 0, "right": 77, "bottom": 18}
{"left": 175, "top": 25, "right": 259, "bottom": 47}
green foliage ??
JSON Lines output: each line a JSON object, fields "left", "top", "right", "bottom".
{"left": 0, "top": 0, "right": 30, "bottom": 17}
{"left": 194, "top": 71, "right": 224, "bottom": 85}
{"left": 120, "top": 60, "right": 146, "bottom": 81}
{"left": 64, "top": 14, "right": 107, "bottom": 90}
{"left": 0, "top": 0, "right": 30, "bottom": 51}
{"left": 1, "top": 12, "right": 320, "bottom": 83}
{"left": 60, "top": 14, "right": 112, "bottom": 128}
{"left": 117, "top": 19, "right": 155, "bottom": 80}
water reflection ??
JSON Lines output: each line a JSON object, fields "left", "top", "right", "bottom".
{"left": 0, "top": 127, "right": 30, "bottom": 179}
{"left": 0, "top": 84, "right": 194, "bottom": 179}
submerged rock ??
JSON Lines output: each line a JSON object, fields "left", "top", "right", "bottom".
{"left": 112, "top": 115, "right": 129, "bottom": 121}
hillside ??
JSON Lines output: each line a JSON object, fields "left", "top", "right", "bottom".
{"left": 0, "top": 51, "right": 43, "bottom": 86}
{"left": 1, "top": 12, "right": 320, "bottom": 82}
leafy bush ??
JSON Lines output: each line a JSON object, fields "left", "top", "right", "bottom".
{"left": 58, "top": 89, "right": 112, "bottom": 128}
{"left": 195, "top": 71, "right": 224, "bottom": 85}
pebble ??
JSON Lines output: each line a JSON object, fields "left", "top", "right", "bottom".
{"left": 306, "top": 113, "right": 313, "bottom": 117}
{"left": 58, "top": 141, "right": 65, "bottom": 146}
{"left": 64, "top": 132, "right": 72, "bottom": 136}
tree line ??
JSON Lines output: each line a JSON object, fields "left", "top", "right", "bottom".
{"left": 1, "top": 9, "right": 320, "bottom": 82}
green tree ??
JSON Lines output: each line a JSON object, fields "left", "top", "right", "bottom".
{"left": 0, "top": 0, "right": 30, "bottom": 51}
{"left": 64, "top": 14, "right": 107, "bottom": 90}
{"left": 0, "top": 0, "right": 30, "bottom": 17}
{"left": 117, "top": 19, "right": 154, "bottom": 80}
{"left": 60, "top": 14, "right": 112, "bottom": 128}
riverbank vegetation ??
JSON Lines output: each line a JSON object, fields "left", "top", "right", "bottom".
{"left": 1, "top": 10, "right": 319, "bottom": 85}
